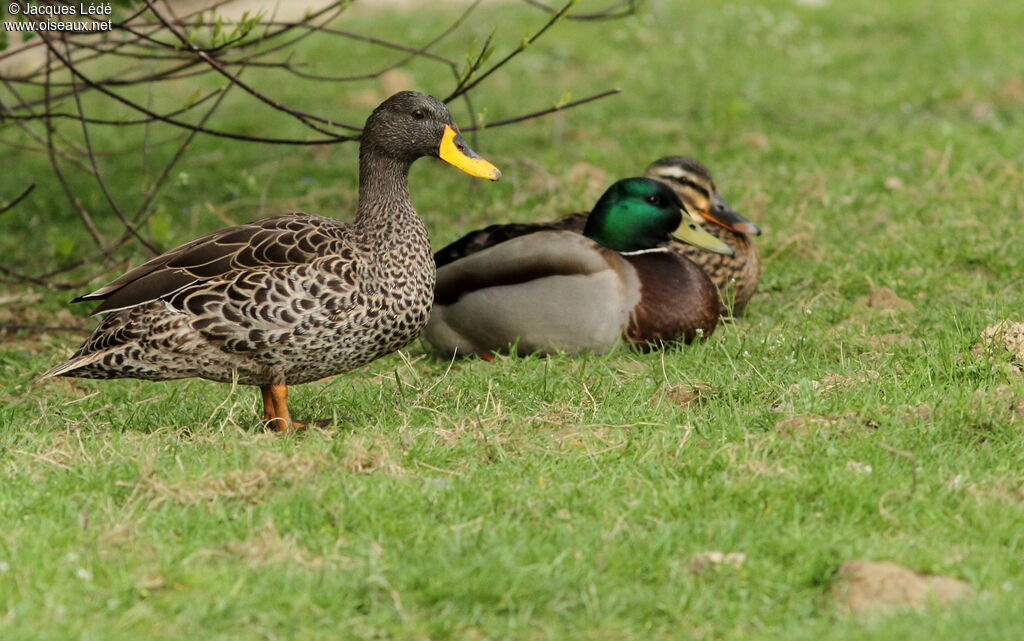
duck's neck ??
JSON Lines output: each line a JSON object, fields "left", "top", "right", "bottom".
{"left": 355, "top": 149, "right": 413, "bottom": 230}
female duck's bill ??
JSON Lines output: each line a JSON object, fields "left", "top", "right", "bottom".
{"left": 644, "top": 156, "right": 760, "bottom": 236}
{"left": 707, "top": 193, "right": 760, "bottom": 235}
{"left": 438, "top": 126, "right": 501, "bottom": 181}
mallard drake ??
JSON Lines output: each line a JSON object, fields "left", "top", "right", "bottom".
{"left": 423, "top": 177, "right": 733, "bottom": 357}
{"left": 42, "top": 91, "right": 500, "bottom": 431}
{"left": 434, "top": 156, "right": 761, "bottom": 314}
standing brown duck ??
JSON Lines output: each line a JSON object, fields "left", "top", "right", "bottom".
{"left": 434, "top": 156, "right": 761, "bottom": 314}
{"left": 42, "top": 91, "right": 500, "bottom": 431}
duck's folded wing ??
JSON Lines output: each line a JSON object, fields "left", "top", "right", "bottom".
{"left": 76, "top": 214, "right": 350, "bottom": 314}
{"left": 428, "top": 231, "right": 642, "bottom": 356}
{"left": 433, "top": 212, "right": 588, "bottom": 268}
{"left": 434, "top": 230, "right": 614, "bottom": 305}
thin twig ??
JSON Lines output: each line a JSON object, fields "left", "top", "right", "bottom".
{"left": 43, "top": 47, "right": 107, "bottom": 250}
{"left": 0, "top": 183, "right": 36, "bottom": 215}
{"left": 462, "top": 88, "right": 622, "bottom": 131}
{"left": 1, "top": 79, "right": 94, "bottom": 170}
{"left": 128, "top": 67, "right": 242, "bottom": 235}
{"left": 521, "top": 0, "right": 639, "bottom": 20}
{"left": 65, "top": 34, "right": 161, "bottom": 254}
{"left": 0, "top": 88, "right": 223, "bottom": 126}
{"left": 445, "top": 0, "right": 578, "bottom": 102}
{"left": 34, "top": 30, "right": 354, "bottom": 145}
{"left": 875, "top": 441, "right": 918, "bottom": 521}
{"left": 143, "top": 0, "right": 360, "bottom": 133}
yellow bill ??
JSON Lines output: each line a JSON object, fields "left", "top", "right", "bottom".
{"left": 672, "top": 216, "right": 734, "bottom": 255}
{"left": 439, "top": 125, "right": 501, "bottom": 181}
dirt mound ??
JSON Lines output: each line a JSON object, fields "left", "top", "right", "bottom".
{"left": 830, "top": 559, "right": 971, "bottom": 615}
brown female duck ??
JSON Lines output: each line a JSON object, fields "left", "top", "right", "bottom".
{"left": 43, "top": 91, "right": 500, "bottom": 431}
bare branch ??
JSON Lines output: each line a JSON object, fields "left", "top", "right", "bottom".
{"left": 64, "top": 34, "right": 161, "bottom": 254}
{"left": 445, "top": 0, "right": 577, "bottom": 103}
{"left": 462, "top": 88, "right": 622, "bottom": 131}
{"left": 0, "top": 183, "right": 36, "bottom": 216}
{"left": 142, "top": 0, "right": 361, "bottom": 134}
{"left": 0, "top": 0, "right": 637, "bottom": 289}
{"left": 0, "top": 88, "right": 224, "bottom": 126}
{"left": 33, "top": 30, "right": 355, "bottom": 145}
{"left": 43, "top": 48, "right": 107, "bottom": 250}
{"left": 521, "top": 0, "right": 640, "bottom": 20}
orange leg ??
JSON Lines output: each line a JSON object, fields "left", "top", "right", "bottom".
{"left": 261, "top": 383, "right": 293, "bottom": 432}
{"left": 260, "top": 385, "right": 276, "bottom": 425}
{"left": 260, "top": 383, "right": 331, "bottom": 432}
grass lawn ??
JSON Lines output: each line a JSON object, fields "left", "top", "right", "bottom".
{"left": 1, "top": 0, "right": 1023, "bottom": 639}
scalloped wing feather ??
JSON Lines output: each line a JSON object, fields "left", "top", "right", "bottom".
{"left": 79, "top": 214, "right": 347, "bottom": 314}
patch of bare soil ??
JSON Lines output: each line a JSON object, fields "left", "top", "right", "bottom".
{"left": 950, "top": 472, "right": 1024, "bottom": 505}
{"left": 859, "top": 287, "right": 915, "bottom": 313}
{"left": 812, "top": 371, "right": 882, "bottom": 393}
{"left": 830, "top": 559, "right": 972, "bottom": 615}
{"left": 664, "top": 382, "right": 716, "bottom": 408}
{"left": 972, "top": 385, "right": 1024, "bottom": 418}
{"left": 973, "top": 321, "right": 1024, "bottom": 371}
{"left": 742, "top": 131, "right": 769, "bottom": 150}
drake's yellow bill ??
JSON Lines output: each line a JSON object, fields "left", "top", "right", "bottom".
{"left": 672, "top": 217, "right": 734, "bottom": 255}
{"left": 439, "top": 125, "right": 501, "bottom": 181}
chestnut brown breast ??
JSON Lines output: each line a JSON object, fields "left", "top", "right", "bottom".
{"left": 623, "top": 252, "right": 719, "bottom": 348}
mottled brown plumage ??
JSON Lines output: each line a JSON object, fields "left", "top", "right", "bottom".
{"left": 434, "top": 156, "right": 761, "bottom": 315}
{"left": 646, "top": 157, "right": 761, "bottom": 315}
{"left": 43, "top": 91, "right": 500, "bottom": 431}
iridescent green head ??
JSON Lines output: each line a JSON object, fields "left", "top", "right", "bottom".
{"left": 583, "top": 178, "right": 733, "bottom": 255}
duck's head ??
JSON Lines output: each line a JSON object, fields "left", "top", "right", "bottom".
{"left": 583, "top": 178, "right": 734, "bottom": 255}
{"left": 645, "top": 156, "right": 760, "bottom": 236}
{"left": 362, "top": 91, "right": 501, "bottom": 180}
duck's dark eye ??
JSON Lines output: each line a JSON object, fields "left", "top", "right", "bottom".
{"left": 411, "top": 109, "right": 426, "bottom": 120}
{"left": 646, "top": 195, "right": 664, "bottom": 206}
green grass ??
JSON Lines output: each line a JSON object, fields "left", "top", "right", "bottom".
{"left": 2, "top": 0, "right": 1024, "bottom": 639}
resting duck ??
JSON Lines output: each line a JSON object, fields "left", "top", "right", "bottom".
{"left": 423, "top": 177, "right": 733, "bottom": 357}
{"left": 644, "top": 157, "right": 760, "bottom": 314}
{"left": 43, "top": 91, "right": 500, "bottom": 432}
{"left": 434, "top": 156, "right": 761, "bottom": 314}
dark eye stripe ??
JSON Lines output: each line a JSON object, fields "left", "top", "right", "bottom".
{"left": 666, "top": 175, "right": 710, "bottom": 199}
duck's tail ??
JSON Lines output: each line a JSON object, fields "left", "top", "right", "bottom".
{"left": 39, "top": 351, "right": 104, "bottom": 380}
